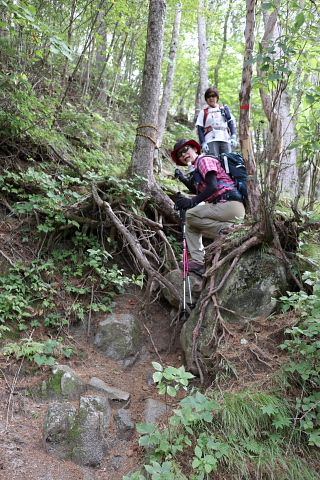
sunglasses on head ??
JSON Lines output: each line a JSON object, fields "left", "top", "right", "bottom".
{"left": 207, "top": 94, "right": 217, "bottom": 99}
{"left": 177, "top": 145, "right": 190, "bottom": 158}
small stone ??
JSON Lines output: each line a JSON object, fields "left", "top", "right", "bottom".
{"left": 240, "top": 338, "right": 248, "bottom": 345}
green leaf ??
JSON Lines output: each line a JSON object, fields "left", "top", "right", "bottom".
{"left": 167, "top": 385, "right": 177, "bottom": 397}
{"left": 136, "top": 423, "right": 156, "bottom": 434}
{"left": 195, "top": 445, "right": 202, "bottom": 458}
{"left": 268, "top": 73, "right": 282, "bottom": 80}
{"left": 294, "top": 12, "right": 305, "bottom": 29}
{"left": 152, "top": 361, "right": 163, "bottom": 372}
{"left": 153, "top": 371, "right": 163, "bottom": 382}
{"left": 262, "top": 405, "right": 277, "bottom": 416}
{"left": 306, "top": 94, "right": 316, "bottom": 104}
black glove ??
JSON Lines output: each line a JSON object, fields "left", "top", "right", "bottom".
{"left": 175, "top": 196, "right": 196, "bottom": 210}
{"left": 174, "top": 168, "right": 186, "bottom": 181}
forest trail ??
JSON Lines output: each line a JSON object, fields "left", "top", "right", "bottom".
{"left": 0, "top": 284, "right": 185, "bottom": 480}
{"left": 0, "top": 278, "right": 294, "bottom": 480}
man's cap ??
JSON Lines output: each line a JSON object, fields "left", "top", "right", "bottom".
{"left": 171, "top": 138, "right": 201, "bottom": 166}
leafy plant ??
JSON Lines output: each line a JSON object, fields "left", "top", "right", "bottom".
{"left": 2, "top": 337, "right": 75, "bottom": 366}
{"left": 279, "top": 270, "right": 320, "bottom": 446}
{"left": 124, "top": 364, "right": 318, "bottom": 480}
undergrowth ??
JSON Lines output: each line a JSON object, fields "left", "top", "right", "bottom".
{"left": 124, "top": 270, "right": 320, "bottom": 480}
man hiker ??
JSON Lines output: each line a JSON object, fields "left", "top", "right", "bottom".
{"left": 171, "top": 138, "right": 245, "bottom": 276}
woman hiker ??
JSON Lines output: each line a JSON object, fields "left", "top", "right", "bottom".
{"left": 172, "top": 138, "right": 245, "bottom": 276}
{"left": 196, "top": 86, "right": 238, "bottom": 156}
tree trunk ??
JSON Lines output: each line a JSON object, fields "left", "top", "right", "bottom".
{"left": 213, "top": 0, "right": 232, "bottom": 87}
{"left": 60, "top": 0, "right": 77, "bottom": 95}
{"left": 197, "top": 0, "right": 208, "bottom": 117}
{"left": 257, "top": 9, "right": 283, "bottom": 200}
{"left": 258, "top": 11, "right": 298, "bottom": 198}
{"left": 157, "top": 5, "right": 182, "bottom": 148}
{"left": 279, "top": 88, "right": 298, "bottom": 197}
{"left": 239, "top": 0, "right": 261, "bottom": 220}
{"left": 130, "top": 0, "right": 166, "bottom": 186}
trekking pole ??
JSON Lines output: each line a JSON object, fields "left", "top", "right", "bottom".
{"left": 179, "top": 207, "right": 195, "bottom": 321}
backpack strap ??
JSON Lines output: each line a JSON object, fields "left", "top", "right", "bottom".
{"left": 203, "top": 107, "right": 209, "bottom": 127}
{"left": 223, "top": 105, "right": 231, "bottom": 122}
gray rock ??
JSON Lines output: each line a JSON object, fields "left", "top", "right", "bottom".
{"left": 145, "top": 398, "right": 167, "bottom": 424}
{"left": 114, "top": 409, "right": 135, "bottom": 440}
{"left": 214, "top": 248, "right": 290, "bottom": 323}
{"left": 40, "top": 365, "right": 86, "bottom": 402}
{"left": 88, "top": 377, "right": 131, "bottom": 408}
{"left": 180, "top": 248, "right": 291, "bottom": 374}
{"left": 43, "top": 402, "right": 78, "bottom": 460}
{"left": 71, "top": 395, "right": 110, "bottom": 467}
{"left": 162, "top": 269, "right": 203, "bottom": 308}
{"left": 43, "top": 395, "right": 111, "bottom": 468}
{"left": 93, "top": 313, "right": 141, "bottom": 367}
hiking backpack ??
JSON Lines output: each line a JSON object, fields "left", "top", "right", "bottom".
{"left": 218, "top": 152, "right": 248, "bottom": 202}
{"left": 190, "top": 152, "right": 248, "bottom": 203}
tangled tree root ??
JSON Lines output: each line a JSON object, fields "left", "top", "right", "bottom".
{"left": 92, "top": 184, "right": 183, "bottom": 310}
{"left": 190, "top": 218, "right": 307, "bottom": 384}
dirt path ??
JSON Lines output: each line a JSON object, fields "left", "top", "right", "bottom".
{"left": 0, "top": 287, "right": 184, "bottom": 480}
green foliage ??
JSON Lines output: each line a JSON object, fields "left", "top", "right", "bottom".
{"left": 279, "top": 270, "right": 320, "bottom": 446}
{"left": 107, "top": 175, "right": 147, "bottom": 212}
{"left": 0, "top": 2, "right": 72, "bottom": 58}
{"left": 2, "top": 337, "right": 75, "bottom": 366}
{"left": 152, "top": 362, "right": 195, "bottom": 397}
{"left": 0, "top": 233, "right": 139, "bottom": 338}
{"left": 125, "top": 364, "right": 319, "bottom": 480}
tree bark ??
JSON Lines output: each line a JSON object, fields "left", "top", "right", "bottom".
{"left": 213, "top": 0, "right": 232, "bottom": 87}
{"left": 239, "top": 0, "right": 261, "bottom": 219}
{"left": 196, "top": 0, "right": 208, "bottom": 117}
{"left": 130, "top": 0, "right": 166, "bottom": 186}
{"left": 60, "top": 0, "right": 77, "bottom": 96}
{"left": 258, "top": 11, "right": 298, "bottom": 198}
{"left": 157, "top": 5, "right": 182, "bottom": 148}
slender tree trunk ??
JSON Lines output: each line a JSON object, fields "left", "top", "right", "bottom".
{"left": 157, "top": 5, "right": 182, "bottom": 148}
{"left": 60, "top": 0, "right": 77, "bottom": 96}
{"left": 89, "top": 23, "right": 119, "bottom": 106}
{"left": 0, "top": 6, "right": 8, "bottom": 38}
{"left": 213, "top": 0, "right": 232, "bottom": 87}
{"left": 257, "top": 9, "right": 284, "bottom": 197}
{"left": 258, "top": 11, "right": 298, "bottom": 198}
{"left": 239, "top": 0, "right": 261, "bottom": 219}
{"left": 130, "top": 0, "right": 177, "bottom": 222}
{"left": 130, "top": 0, "right": 166, "bottom": 186}
{"left": 279, "top": 88, "right": 298, "bottom": 197}
{"left": 196, "top": 0, "right": 208, "bottom": 116}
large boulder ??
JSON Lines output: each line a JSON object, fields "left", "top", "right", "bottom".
{"left": 213, "top": 247, "right": 290, "bottom": 323}
{"left": 43, "top": 395, "right": 111, "bottom": 468}
{"left": 39, "top": 365, "right": 86, "bottom": 402}
{"left": 180, "top": 247, "right": 291, "bottom": 373}
{"left": 162, "top": 269, "right": 203, "bottom": 308}
{"left": 93, "top": 313, "right": 141, "bottom": 368}
{"left": 71, "top": 395, "right": 111, "bottom": 467}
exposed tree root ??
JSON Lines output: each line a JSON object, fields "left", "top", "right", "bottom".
{"left": 248, "top": 344, "right": 280, "bottom": 368}
{"left": 190, "top": 217, "right": 303, "bottom": 383}
{"left": 92, "top": 183, "right": 183, "bottom": 310}
{"left": 205, "top": 234, "right": 262, "bottom": 278}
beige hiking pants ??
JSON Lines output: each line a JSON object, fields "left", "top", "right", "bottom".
{"left": 186, "top": 201, "right": 245, "bottom": 264}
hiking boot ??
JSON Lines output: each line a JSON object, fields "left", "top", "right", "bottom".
{"left": 179, "top": 261, "right": 205, "bottom": 276}
{"left": 219, "top": 224, "right": 237, "bottom": 235}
